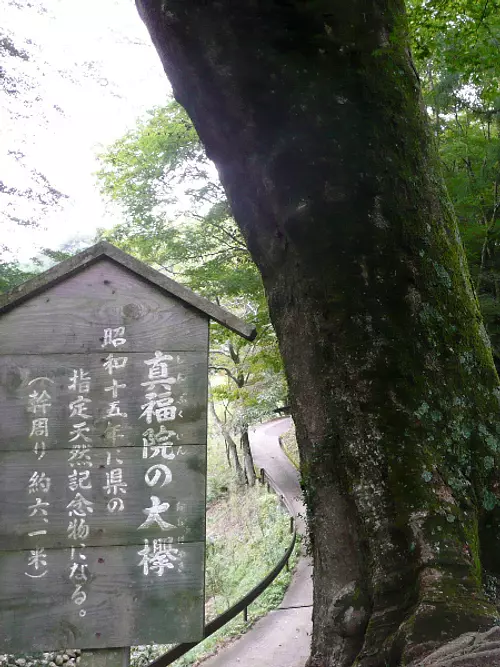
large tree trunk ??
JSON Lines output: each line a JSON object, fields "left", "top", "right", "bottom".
{"left": 136, "top": 1, "right": 500, "bottom": 664}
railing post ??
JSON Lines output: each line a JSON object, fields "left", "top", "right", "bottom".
{"left": 243, "top": 606, "right": 248, "bottom": 622}
{"left": 290, "top": 516, "right": 294, "bottom": 534}
{"left": 260, "top": 467, "right": 265, "bottom": 485}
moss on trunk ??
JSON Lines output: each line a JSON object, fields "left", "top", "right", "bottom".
{"left": 136, "top": 0, "right": 500, "bottom": 663}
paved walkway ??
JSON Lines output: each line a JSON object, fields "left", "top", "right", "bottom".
{"left": 201, "top": 418, "right": 312, "bottom": 667}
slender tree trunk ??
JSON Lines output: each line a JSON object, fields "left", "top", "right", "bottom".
{"left": 240, "top": 424, "right": 256, "bottom": 486}
{"left": 137, "top": 1, "right": 500, "bottom": 664}
{"left": 209, "top": 399, "right": 245, "bottom": 486}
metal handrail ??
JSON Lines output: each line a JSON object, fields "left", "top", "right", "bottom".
{"left": 146, "top": 468, "right": 297, "bottom": 667}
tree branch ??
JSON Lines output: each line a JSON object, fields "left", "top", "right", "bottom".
{"left": 209, "top": 365, "right": 240, "bottom": 385}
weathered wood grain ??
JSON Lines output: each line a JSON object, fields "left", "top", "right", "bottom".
{"left": 0, "top": 445, "right": 206, "bottom": 550}
{"left": 0, "top": 248, "right": 211, "bottom": 652}
{"left": 0, "top": 260, "right": 210, "bottom": 354}
{"left": 80, "top": 647, "right": 130, "bottom": 667}
{"left": 0, "top": 352, "right": 208, "bottom": 450}
{"left": 0, "top": 542, "right": 205, "bottom": 652}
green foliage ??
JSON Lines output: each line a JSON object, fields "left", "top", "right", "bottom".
{"left": 440, "top": 115, "right": 500, "bottom": 287}
{"left": 437, "top": 112, "right": 500, "bottom": 366}
{"left": 205, "top": 486, "right": 295, "bottom": 614}
{"left": 0, "top": 243, "right": 78, "bottom": 296}
{"left": 210, "top": 330, "right": 286, "bottom": 430}
{"left": 408, "top": 0, "right": 500, "bottom": 109}
{"left": 206, "top": 423, "right": 234, "bottom": 503}
{"left": 96, "top": 100, "right": 287, "bottom": 431}
{"left": 96, "top": 102, "right": 258, "bottom": 305}
{"left": 405, "top": 1, "right": 500, "bottom": 367}
{"left": 97, "top": 103, "right": 208, "bottom": 221}
{"left": 0, "top": 260, "right": 35, "bottom": 293}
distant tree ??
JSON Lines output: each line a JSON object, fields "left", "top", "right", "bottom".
{"left": 439, "top": 114, "right": 500, "bottom": 368}
{"left": 407, "top": 0, "right": 500, "bottom": 370}
{"left": 0, "top": 260, "right": 35, "bottom": 294}
{"left": 210, "top": 317, "right": 286, "bottom": 486}
{"left": 408, "top": 0, "right": 500, "bottom": 115}
{"left": 0, "top": 242, "right": 79, "bottom": 295}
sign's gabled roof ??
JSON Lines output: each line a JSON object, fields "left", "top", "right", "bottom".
{"left": 0, "top": 241, "right": 257, "bottom": 341}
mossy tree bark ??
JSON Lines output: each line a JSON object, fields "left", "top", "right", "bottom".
{"left": 136, "top": 1, "right": 500, "bottom": 664}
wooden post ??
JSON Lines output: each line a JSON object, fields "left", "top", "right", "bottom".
{"left": 80, "top": 648, "right": 130, "bottom": 667}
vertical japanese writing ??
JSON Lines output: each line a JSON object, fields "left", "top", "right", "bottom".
{"left": 101, "top": 327, "right": 126, "bottom": 349}
{"left": 102, "top": 328, "right": 129, "bottom": 514}
{"left": 142, "top": 426, "right": 181, "bottom": 461}
{"left": 139, "top": 351, "right": 178, "bottom": 424}
{"left": 137, "top": 539, "right": 182, "bottom": 576}
{"left": 25, "top": 376, "right": 54, "bottom": 579}
{"left": 137, "top": 351, "right": 185, "bottom": 575}
{"left": 67, "top": 369, "right": 94, "bottom": 617}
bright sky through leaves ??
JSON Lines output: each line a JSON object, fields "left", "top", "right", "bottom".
{"left": 1, "top": 0, "right": 170, "bottom": 261}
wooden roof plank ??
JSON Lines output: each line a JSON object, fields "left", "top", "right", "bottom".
{"left": 0, "top": 241, "right": 257, "bottom": 341}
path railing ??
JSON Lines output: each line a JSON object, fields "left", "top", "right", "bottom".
{"left": 146, "top": 468, "right": 297, "bottom": 667}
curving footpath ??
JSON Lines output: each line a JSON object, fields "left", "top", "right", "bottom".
{"left": 201, "top": 417, "right": 313, "bottom": 667}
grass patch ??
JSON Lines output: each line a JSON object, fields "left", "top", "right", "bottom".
{"left": 279, "top": 422, "right": 300, "bottom": 470}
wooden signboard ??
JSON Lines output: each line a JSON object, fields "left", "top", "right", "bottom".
{"left": 0, "top": 242, "right": 255, "bottom": 654}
